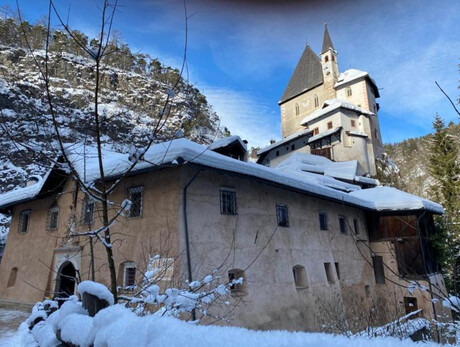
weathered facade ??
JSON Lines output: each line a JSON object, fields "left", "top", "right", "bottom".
{"left": 260, "top": 25, "right": 383, "bottom": 176}
{"left": 0, "top": 139, "right": 451, "bottom": 332}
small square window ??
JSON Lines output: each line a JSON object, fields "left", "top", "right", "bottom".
{"left": 351, "top": 119, "right": 356, "bottom": 128}
{"left": 81, "top": 196, "right": 94, "bottom": 225}
{"left": 276, "top": 150, "right": 280, "bottom": 157}
{"left": 19, "top": 210, "right": 31, "bottom": 234}
{"left": 291, "top": 144, "right": 295, "bottom": 151}
{"left": 220, "top": 188, "right": 237, "bottom": 215}
{"left": 293, "top": 265, "right": 307, "bottom": 288}
{"left": 228, "top": 269, "right": 245, "bottom": 293}
{"left": 319, "top": 212, "right": 328, "bottom": 231}
{"left": 339, "top": 216, "right": 347, "bottom": 234}
{"left": 276, "top": 205, "right": 289, "bottom": 227}
{"left": 327, "top": 121, "right": 333, "bottom": 130}
{"left": 313, "top": 127, "right": 319, "bottom": 135}
{"left": 128, "top": 186, "right": 144, "bottom": 218}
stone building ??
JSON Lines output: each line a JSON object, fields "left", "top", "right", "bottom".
{"left": 259, "top": 25, "right": 383, "bottom": 176}
{"left": 0, "top": 139, "right": 450, "bottom": 332}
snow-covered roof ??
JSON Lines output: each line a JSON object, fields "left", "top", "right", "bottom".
{"left": 301, "top": 99, "right": 374, "bottom": 126}
{"left": 275, "top": 153, "right": 378, "bottom": 186}
{"left": 0, "top": 170, "right": 51, "bottom": 210}
{"left": 0, "top": 139, "right": 443, "bottom": 214}
{"left": 334, "top": 69, "right": 379, "bottom": 97}
{"left": 208, "top": 136, "right": 246, "bottom": 151}
{"left": 348, "top": 186, "right": 444, "bottom": 214}
{"left": 257, "top": 129, "right": 312, "bottom": 156}
{"left": 308, "top": 127, "right": 341, "bottom": 143}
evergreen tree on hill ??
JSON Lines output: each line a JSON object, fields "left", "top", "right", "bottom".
{"left": 428, "top": 114, "right": 460, "bottom": 294}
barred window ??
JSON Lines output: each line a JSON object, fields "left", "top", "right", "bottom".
{"left": 123, "top": 262, "right": 136, "bottom": 287}
{"left": 47, "top": 203, "right": 59, "bottom": 230}
{"left": 220, "top": 188, "right": 237, "bottom": 215}
{"left": 228, "top": 269, "right": 245, "bottom": 293}
{"left": 81, "top": 196, "right": 94, "bottom": 225}
{"left": 128, "top": 186, "right": 144, "bottom": 218}
{"left": 19, "top": 210, "right": 31, "bottom": 234}
{"left": 319, "top": 211, "right": 328, "bottom": 231}
{"left": 276, "top": 204, "right": 289, "bottom": 227}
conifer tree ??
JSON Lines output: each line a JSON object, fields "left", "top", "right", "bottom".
{"left": 428, "top": 114, "right": 460, "bottom": 294}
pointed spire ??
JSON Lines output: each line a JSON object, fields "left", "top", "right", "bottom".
{"left": 321, "top": 22, "right": 335, "bottom": 54}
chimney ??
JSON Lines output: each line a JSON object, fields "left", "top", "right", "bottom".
{"left": 270, "top": 139, "right": 276, "bottom": 144}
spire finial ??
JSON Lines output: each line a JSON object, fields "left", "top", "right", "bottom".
{"left": 324, "top": 20, "right": 327, "bottom": 28}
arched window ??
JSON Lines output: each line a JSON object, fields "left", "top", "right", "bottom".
{"left": 228, "top": 269, "right": 246, "bottom": 294}
{"left": 324, "top": 56, "right": 329, "bottom": 63}
{"left": 7, "top": 267, "right": 18, "bottom": 288}
{"left": 292, "top": 265, "right": 307, "bottom": 288}
{"left": 332, "top": 55, "right": 335, "bottom": 62}
{"left": 295, "top": 103, "right": 300, "bottom": 116}
{"left": 47, "top": 202, "right": 59, "bottom": 230}
{"left": 314, "top": 95, "right": 319, "bottom": 108}
{"left": 346, "top": 87, "right": 352, "bottom": 97}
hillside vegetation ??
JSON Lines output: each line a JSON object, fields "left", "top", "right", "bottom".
{"left": 382, "top": 121, "right": 460, "bottom": 200}
{"left": 0, "top": 16, "right": 222, "bottom": 194}
{"left": 0, "top": 16, "right": 223, "bottom": 254}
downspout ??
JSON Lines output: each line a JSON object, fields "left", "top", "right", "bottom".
{"left": 183, "top": 167, "right": 200, "bottom": 321}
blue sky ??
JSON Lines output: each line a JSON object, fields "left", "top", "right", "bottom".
{"left": 4, "top": 0, "right": 460, "bottom": 148}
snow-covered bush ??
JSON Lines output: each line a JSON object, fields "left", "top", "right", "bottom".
{"left": 119, "top": 254, "right": 240, "bottom": 320}
{"left": 19, "top": 270, "right": 239, "bottom": 346}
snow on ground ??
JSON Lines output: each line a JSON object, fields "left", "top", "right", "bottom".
{"left": 10, "top": 302, "right": 445, "bottom": 347}
{"left": 0, "top": 307, "right": 30, "bottom": 347}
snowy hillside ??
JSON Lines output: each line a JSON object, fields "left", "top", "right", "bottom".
{"left": 0, "top": 21, "right": 224, "bottom": 249}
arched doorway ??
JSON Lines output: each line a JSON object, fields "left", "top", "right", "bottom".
{"left": 55, "top": 261, "right": 76, "bottom": 298}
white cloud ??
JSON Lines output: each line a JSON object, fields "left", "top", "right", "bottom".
{"left": 368, "top": 37, "right": 460, "bottom": 127}
{"left": 199, "top": 85, "right": 281, "bottom": 149}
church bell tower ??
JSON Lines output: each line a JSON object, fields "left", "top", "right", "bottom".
{"left": 320, "top": 23, "right": 338, "bottom": 99}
